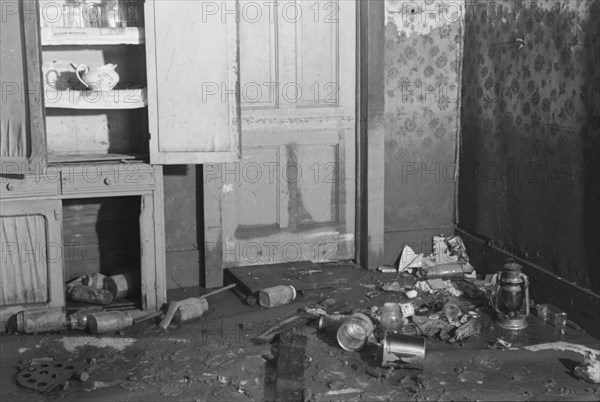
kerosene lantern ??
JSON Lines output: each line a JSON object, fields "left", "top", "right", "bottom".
{"left": 490, "top": 261, "right": 530, "bottom": 330}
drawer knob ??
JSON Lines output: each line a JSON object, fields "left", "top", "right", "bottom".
{"left": 104, "top": 177, "right": 114, "bottom": 185}
{"left": 6, "top": 183, "right": 15, "bottom": 191}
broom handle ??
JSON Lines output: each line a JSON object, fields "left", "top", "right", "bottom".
{"left": 198, "top": 283, "right": 236, "bottom": 299}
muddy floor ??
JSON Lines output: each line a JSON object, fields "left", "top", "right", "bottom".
{"left": 1, "top": 264, "right": 599, "bottom": 401}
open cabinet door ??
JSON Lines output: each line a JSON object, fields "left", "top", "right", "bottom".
{"left": 145, "top": 0, "right": 241, "bottom": 164}
{"left": 0, "top": 1, "right": 46, "bottom": 174}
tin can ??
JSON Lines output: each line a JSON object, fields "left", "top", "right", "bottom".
{"left": 69, "top": 285, "right": 114, "bottom": 305}
{"left": 318, "top": 314, "right": 347, "bottom": 338}
{"left": 82, "top": 273, "right": 106, "bottom": 289}
{"left": 13, "top": 307, "right": 67, "bottom": 334}
{"left": 173, "top": 297, "right": 209, "bottom": 323}
{"left": 382, "top": 333, "right": 426, "bottom": 370}
{"left": 104, "top": 272, "right": 140, "bottom": 299}
{"left": 336, "top": 313, "right": 374, "bottom": 351}
{"left": 258, "top": 285, "right": 296, "bottom": 308}
{"left": 423, "top": 263, "right": 465, "bottom": 279}
{"left": 87, "top": 311, "right": 133, "bottom": 334}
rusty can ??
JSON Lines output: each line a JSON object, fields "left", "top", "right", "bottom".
{"left": 104, "top": 272, "right": 140, "bottom": 299}
{"left": 12, "top": 307, "right": 67, "bottom": 334}
{"left": 173, "top": 297, "right": 209, "bottom": 323}
{"left": 423, "top": 263, "right": 465, "bottom": 279}
{"left": 82, "top": 273, "right": 106, "bottom": 289}
{"left": 69, "top": 285, "right": 114, "bottom": 305}
{"left": 87, "top": 311, "right": 133, "bottom": 334}
{"left": 336, "top": 313, "right": 374, "bottom": 351}
{"left": 381, "top": 333, "right": 425, "bottom": 370}
{"left": 318, "top": 314, "right": 348, "bottom": 338}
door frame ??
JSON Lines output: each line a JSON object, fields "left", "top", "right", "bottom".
{"left": 355, "top": 0, "right": 385, "bottom": 270}
{"left": 203, "top": 0, "right": 386, "bottom": 287}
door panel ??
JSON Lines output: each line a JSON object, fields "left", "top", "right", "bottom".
{"left": 145, "top": 0, "right": 241, "bottom": 164}
{"left": 219, "top": 0, "right": 356, "bottom": 267}
{"left": 0, "top": 1, "right": 46, "bottom": 174}
{"left": 0, "top": 200, "right": 64, "bottom": 325}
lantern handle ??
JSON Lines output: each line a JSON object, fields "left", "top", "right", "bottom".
{"left": 520, "top": 273, "right": 530, "bottom": 316}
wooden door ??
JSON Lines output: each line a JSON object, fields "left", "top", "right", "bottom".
{"left": 0, "top": 1, "right": 46, "bottom": 174}
{"left": 0, "top": 199, "right": 64, "bottom": 325}
{"left": 213, "top": 0, "right": 356, "bottom": 267}
{"left": 145, "top": 0, "right": 241, "bottom": 164}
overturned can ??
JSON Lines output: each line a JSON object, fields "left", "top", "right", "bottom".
{"left": 336, "top": 313, "right": 374, "bottom": 352}
{"left": 382, "top": 333, "right": 425, "bottom": 370}
{"left": 87, "top": 311, "right": 133, "bottom": 334}
{"left": 319, "top": 314, "right": 348, "bottom": 338}
{"left": 104, "top": 272, "right": 140, "bottom": 299}
{"left": 83, "top": 273, "right": 106, "bottom": 289}
{"left": 173, "top": 297, "right": 209, "bottom": 323}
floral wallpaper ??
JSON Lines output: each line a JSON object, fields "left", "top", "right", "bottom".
{"left": 459, "top": 0, "right": 600, "bottom": 292}
{"left": 384, "top": 0, "right": 464, "bottom": 234}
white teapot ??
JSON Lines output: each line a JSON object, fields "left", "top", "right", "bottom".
{"left": 76, "top": 63, "right": 119, "bottom": 91}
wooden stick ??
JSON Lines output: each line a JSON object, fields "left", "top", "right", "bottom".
{"left": 198, "top": 283, "right": 236, "bottom": 299}
{"left": 158, "top": 300, "right": 181, "bottom": 329}
{"left": 133, "top": 311, "right": 163, "bottom": 325}
{"left": 158, "top": 284, "right": 237, "bottom": 329}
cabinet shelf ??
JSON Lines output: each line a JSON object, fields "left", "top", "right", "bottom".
{"left": 45, "top": 88, "right": 147, "bottom": 109}
{"left": 41, "top": 27, "right": 145, "bottom": 46}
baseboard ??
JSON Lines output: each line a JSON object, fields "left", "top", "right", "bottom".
{"left": 456, "top": 227, "right": 600, "bottom": 339}
{"left": 383, "top": 225, "right": 455, "bottom": 266}
{"left": 165, "top": 249, "right": 201, "bottom": 289}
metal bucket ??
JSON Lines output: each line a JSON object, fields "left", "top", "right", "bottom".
{"left": 336, "top": 313, "right": 374, "bottom": 352}
{"left": 381, "top": 333, "right": 426, "bottom": 370}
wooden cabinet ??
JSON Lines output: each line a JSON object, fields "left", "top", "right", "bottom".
{"left": 0, "top": 0, "right": 242, "bottom": 327}
{"left": 0, "top": 200, "right": 64, "bottom": 325}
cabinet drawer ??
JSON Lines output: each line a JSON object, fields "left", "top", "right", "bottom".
{"left": 61, "top": 163, "right": 155, "bottom": 195}
{"left": 0, "top": 171, "right": 61, "bottom": 199}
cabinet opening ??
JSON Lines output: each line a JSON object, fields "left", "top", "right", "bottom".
{"left": 62, "top": 196, "right": 142, "bottom": 309}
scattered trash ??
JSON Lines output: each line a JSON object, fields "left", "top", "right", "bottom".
{"left": 337, "top": 313, "right": 374, "bottom": 351}
{"left": 442, "top": 303, "right": 461, "bottom": 323}
{"left": 104, "top": 272, "right": 140, "bottom": 299}
{"left": 426, "top": 278, "right": 452, "bottom": 290}
{"left": 67, "top": 306, "right": 105, "bottom": 330}
{"left": 423, "top": 263, "right": 471, "bottom": 280}
{"left": 10, "top": 307, "right": 67, "bottom": 334}
{"left": 259, "top": 285, "right": 297, "bottom": 308}
{"left": 398, "top": 245, "right": 423, "bottom": 272}
{"left": 17, "top": 361, "right": 85, "bottom": 392}
{"left": 159, "top": 283, "right": 236, "bottom": 329}
{"left": 319, "top": 314, "right": 348, "bottom": 338}
{"left": 574, "top": 352, "right": 600, "bottom": 384}
{"left": 173, "top": 297, "right": 209, "bottom": 323}
{"left": 449, "top": 319, "right": 481, "bottom": 343}
{"left": 405, "top": 290, "right": 418, "bottom": 299}
{"left": 61, "top": 336, "right": 137, "bottom": 353}
{"left": 82, "top": 273, "right": 107, "bottom": 289}
{"left": 535, "top": 303, "right": 568, "bottom": 328}
{"left": 88, "top": 311, "right": 136, "bottom": 334}
{"left": 380, "top": 303, "right": 403, "bottom": 333}
{"left": 68, "top": 284, "right": 114, "bottom": 305}
{"left": 382, "top": 281, "right": 402, "bottom": 292}
{"left": 523, "top": 342, "right": 600, "bottom": 356}
{"left": 399, "top": 303, "right": 415, "bottom": 318}
{"left": 378, "top": 266, "right": 397, "bottom": 273}
{"left": 381, "top": 333, "right": 425, "bottom": 370}
{"left": 366, "top": 291, "right": 380, "bottom": 299}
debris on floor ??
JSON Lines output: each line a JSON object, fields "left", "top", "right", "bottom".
{"left": 3, "top": 253, "right": 599, "bottom": 400}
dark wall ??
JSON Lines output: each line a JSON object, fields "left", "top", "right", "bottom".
{"left": 459, "top": 0, "right": 599, "bottom": 293}
{"left": 163, "top": 165, "right": 203, "bottom": 288}
{"left": 384, "top": 1, "right": 463, "bottom": 262}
